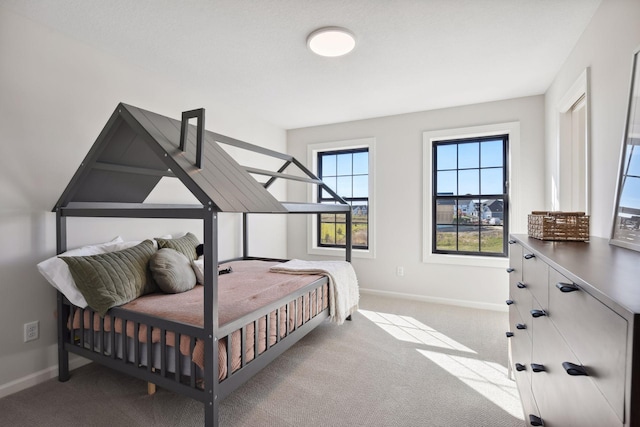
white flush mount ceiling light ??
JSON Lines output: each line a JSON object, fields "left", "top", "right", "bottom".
{"left": 307, "top": 27, "right": 356, "bottom": 57}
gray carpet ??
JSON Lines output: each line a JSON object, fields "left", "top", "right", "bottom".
{"left": 0, "top": 294, "right": 523, "bottom": 426}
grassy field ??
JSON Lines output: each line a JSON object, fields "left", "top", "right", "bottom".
{"left": 436, "top": 226, "right": 504, "bottom": 253}
{"left": 320, "top": 213, "right": 368, "bottom": 246}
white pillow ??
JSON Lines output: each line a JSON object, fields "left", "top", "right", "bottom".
{"left": 192, "top": 258, "right": 205, "bottom": 285}
{"left": 37, "top": 237, "right": 144, "bottom": 307}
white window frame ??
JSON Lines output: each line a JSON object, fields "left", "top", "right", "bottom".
{"left": 307, "top": 137, "right": 376, "bottom": 259}
{"left": 555, "top": 68, "right": 590, "bottom": 213}
{"left": 423, "top": 122, "right": 520, "bottom": 268}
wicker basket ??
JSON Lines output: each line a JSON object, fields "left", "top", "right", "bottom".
{"left": 527, "top": 211, "right": 589, "bottom": 241}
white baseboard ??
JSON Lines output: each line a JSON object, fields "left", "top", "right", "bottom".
{"left": 0, "top": 356, "right": 91, "bottom": 399}
{"left": 359, "top": 288, "right": 508, "bottom": 312}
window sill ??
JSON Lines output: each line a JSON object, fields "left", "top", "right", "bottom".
{"left": 423, "top": 252, "right": 508, "bottom": 268}
{"left": 308, "top": 246, "right": 375, "bottom": 259}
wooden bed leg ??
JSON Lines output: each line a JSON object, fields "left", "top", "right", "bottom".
{"left": 147, "top": 366, "right": 157, "bottom": 395}
{"left": 147, "top": 382, "right": 157, "bottom": 395}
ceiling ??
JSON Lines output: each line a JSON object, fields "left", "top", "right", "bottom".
{"left": 2, "top": 0, "right": 602, "bottom": 129}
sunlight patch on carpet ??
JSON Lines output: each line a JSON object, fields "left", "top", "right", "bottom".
{"left": 359, "top": 309, "right": 522, "bottom": 420}
{"left": 417, "top": 349, "right": 523, "bottom": 420}
{"left": 359, "top": 309, "right": 476, "bottom": 353}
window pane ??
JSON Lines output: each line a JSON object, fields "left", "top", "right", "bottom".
{"left": 480, "top": 225, "right": 504, "bottom": 253}
{"left": 352, "top": 201, "right": 368, "bottom": 247}
{"left": 481, "top": 139, "right": 503, "bottom": 168}
{"left": 458, "top": 224, "right": 480, "bottom": 252}
{"left": 335, "top": 222, "right": 347, "bottom": 245}
{"left": 437, "top": 170, "right": 457, "bottom": 195}
{"left": 458, "top": 142, "right": 479, "bottom": 169}
{"left": 435, "top": 224, "right": 457, "bottom": 251}
{"left": 353, "top": 175, "right": 368, "bottom": 197}
{"left": 436, "top": 144, "right": 457, "bottom": 170}
{"left": 435, "top": 199, "right": 456, "bottom": 225}
{"left": 352, "top": 201, "right": 368, "bottom": 219}
{"left": 337, "top": 153, "right": 352, "bottom": 175}
{"left": 481, "top": 168, "right": 503, "bottom": 195}
{"left": 322, "top": 155, "right": 336, "bottom": 177}
{"left": 458, "top": 169, "right": 479, "bottom": 195}
{"left": 483, "top": 199, "right": 504, "bottom": 225}
{"left": 456, "top": 199, "right": 477, "bottom": 223}
{"left": 320, "top": 222, "right": 336, "bottom": 245}
{"left": 321, "top": 177, "right": 336, "bottom": 198}
{"left": 337, "top": 176, "right": 352, "bottom": 197}
{"left": 353, "top": 151, "right": 368, "bottom": 174}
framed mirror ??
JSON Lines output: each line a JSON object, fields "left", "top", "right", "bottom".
{"left": 611, "top": 47, "right": 640, "bottom": 251}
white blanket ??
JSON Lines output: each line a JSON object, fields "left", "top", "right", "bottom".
{"left": 269, "top": 259, "right": 359, "bottom": 325}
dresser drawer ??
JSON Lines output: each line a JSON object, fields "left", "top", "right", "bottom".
{"left": 518, "top": 379, "right": 540, "bottom": 426}
{"left": 548, "top": 268, "right": 627, "bottom": 422}
{"left": 522, "top": 251, "right": 548, "bottom": 310}
{"left": 509, "top": 306, "right": 532, "bottom": 389}
{"left": 531, "top": 311, "right": 622, "bottom": 427}
{"left": 509, "top": 303, "right": 530, "bottom": 341}
{"left": 508, "top": 239, "right": 523, "bottom": 277}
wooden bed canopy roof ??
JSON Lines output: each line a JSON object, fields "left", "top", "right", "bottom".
{"left": 52, "top": 103, "right": 351, "bottom": 216}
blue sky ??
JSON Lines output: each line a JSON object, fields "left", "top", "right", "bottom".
{"left": 436, "top": 139, "right": 504, "bottom": 196}
{"left": 321, "top": 151, "right": 368, "bottom": 198}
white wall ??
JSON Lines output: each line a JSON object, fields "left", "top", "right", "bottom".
{"left": 287, "top": 96, "right": 545, "bottom": 309}
{"left": 0, "top": 8, "right": 286, "bottom": 394}
{"left": 545, "top": 0, "right": 640, "bottom": 237}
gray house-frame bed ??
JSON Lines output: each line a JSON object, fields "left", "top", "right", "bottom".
{"left": 52, "top": 103, "right": 354, "bottom": 427}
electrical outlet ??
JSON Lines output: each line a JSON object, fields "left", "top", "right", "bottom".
{"left": 24, "top": 321, "right": 39, "bottom": 342}
{"left": 396, "top": 266, "right": 404, "bottom": 277}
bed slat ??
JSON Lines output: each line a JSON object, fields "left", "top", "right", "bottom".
{"left": 175, "top": 332, "right": 181, "bottom": 381}
{"left": 160, "top": 328, "right": 167, "bottom": 376}
{"left": 134, "top": 322, "right": 140, "bottom": 367}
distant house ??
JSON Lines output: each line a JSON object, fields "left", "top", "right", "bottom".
{"left": 353, "top": 205, "right": 368, "bottom": 216}
{"left": 454, "top": 200, "right": 503, "bottom": 223}
{"left": 485, "top": 199, "right": 504, "bottom": 221}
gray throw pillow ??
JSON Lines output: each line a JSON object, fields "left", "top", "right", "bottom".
{"left": 149, "top": 248, "right": 196, "bottom": 293}
{"left": 61, "top": 240, "right": 158, "bottom": 316}
{"left": 155, "top": 232, "right": 200, "bottom": 261}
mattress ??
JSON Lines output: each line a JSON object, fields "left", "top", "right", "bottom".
{"left": 68, "top": 260, "right": 329, "bottom": 382}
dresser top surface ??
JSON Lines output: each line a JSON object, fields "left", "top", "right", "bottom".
{"left": 511, "top": 234, "right": 640, "bottom": 315}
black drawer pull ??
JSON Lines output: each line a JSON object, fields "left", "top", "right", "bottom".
{"left": 515, "top": 363, "right": 526, "bottom": 371}
{"left": 562, "top": 362, "right": 588, "bottom": 376}
{"left": 506, "top": 332, "right": 514, "bottom": 338}
{"left": 531, "top": 363, "right": 546, "bottom": 372}
{"left": 516, "top": 323, "right": 527, "bottom": 330}
{"left": 530, "top": 309, "right": 547, "bottom": 318}
{"left": 529, "top": 414, "right": 544, "bottom": 426}
{"left": 506, "top": 299, "right": 514, "bottom": 305}
{"left": 556, "top": 282, "right": 579, "bottom": 293}
{"left": 524, "top": 253, "right": 535, "bottom": 260}
{"left": 517, "top": 281, "right": 526, "bottom": 289}
{"left": 508, "top": 239, "right": 516, "bottom": 244}
{"left": 506, "top": 267, "right": 515, "bottom": 273}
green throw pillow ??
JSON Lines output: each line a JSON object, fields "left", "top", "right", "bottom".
{"left": 155, "top": 232, "right": 200, "bottom": 261}
{"left": 149, "top": 248, "right": 196, "bottom": 293}
{"left": 61, "top": 240, "right": 158, "bottom": 316}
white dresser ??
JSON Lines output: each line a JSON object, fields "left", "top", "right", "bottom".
{"left": 507, "top": 235, "right": 640, "bottom": 427}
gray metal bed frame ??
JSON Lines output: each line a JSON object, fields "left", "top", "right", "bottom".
{"left": 52, "top": 104, "right": 353, "bottom": 427}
